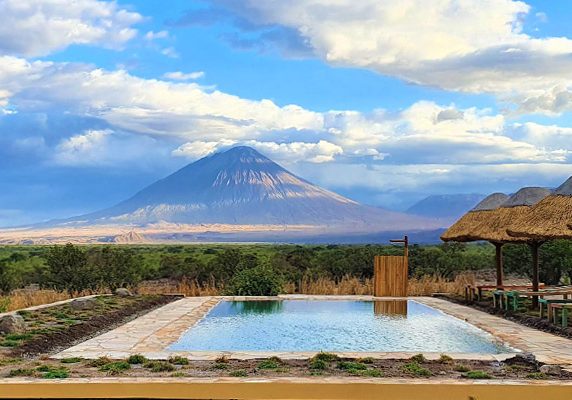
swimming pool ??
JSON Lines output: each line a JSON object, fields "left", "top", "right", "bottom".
{"left": 169, "top": 300, "right": 513, "bottom": 354}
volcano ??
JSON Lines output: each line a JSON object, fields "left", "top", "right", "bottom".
{"left": 57, "top": 146, "right": 438, "bottom": 231}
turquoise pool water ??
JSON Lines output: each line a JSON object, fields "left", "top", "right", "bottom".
{"left": 169, "top": 300, "right": 512, "bottom": 353}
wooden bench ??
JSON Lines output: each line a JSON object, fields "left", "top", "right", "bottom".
{"left": 502, "top": 287, "right": 572, "bottom": 312}
{"left": 549, "top": 303, "right": 572, "bottom": 327}
{"left": 539, "top": 298, "right": 572, "bottom": 319}
{"left": 468, "top": 284, "right": 544, "bottom": 303}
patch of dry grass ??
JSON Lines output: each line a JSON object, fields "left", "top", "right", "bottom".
{"left": 0, "top": 274, "right": 474, "bottom": 313}
{"left": 0, "top": 289, "right": 103, "bottom": 312}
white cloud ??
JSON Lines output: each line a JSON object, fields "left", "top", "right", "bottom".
{"left": 54, "top": 129, "right": 111, "bottom": 166}
{"left": 207, "top": 0, "right": 572, "bottom": 114}
{"left": 172, "top": 139, "right": 343, "bottom": 163}
{"left": 144, "top": 30, "right": 169, "bottom": 40}
{"left": 1, "top": 55, "right": 570, "bottom": 190}
{"left": 163, "top": 71, "right": 205, "bottom": 81}
{"left": 0, "top": 0, "right": 142, "bottom": 57}
{"left": 161, "top": 47, "right": 180, "bottom": 58}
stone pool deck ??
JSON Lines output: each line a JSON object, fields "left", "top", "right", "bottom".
{"left": 54, "top": 295, "right": 572, "bottom": 365}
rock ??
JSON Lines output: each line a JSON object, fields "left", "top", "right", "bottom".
{"left": 70, "top": 298, "right": 97, "bottom": 310}
{"left": 0, "top": 315, "right": 26, "bottom": 334}
{"left": 540, "top": 365, "right": 562, "bottom": 376}
{"left": 514, "top": 352, "right": 536, "bottom": 364}
{"left": 114, "top": 288, "right": 133, "bottom": 297}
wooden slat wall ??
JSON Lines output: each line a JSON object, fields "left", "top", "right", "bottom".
{"left": 373, "top": 300, "right": 408, "bottom": 316}
{"left": 374, "top": 255, "right": 408, "bottom": 297}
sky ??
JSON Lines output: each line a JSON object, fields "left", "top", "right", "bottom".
{"left": 2, "top": 0, "right": 572, "bottom": 227}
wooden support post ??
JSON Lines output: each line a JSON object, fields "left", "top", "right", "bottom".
{"left": 530, "top": 242, "right": 541, "bottom": 309}
{"left": 494, "top": 242, "right": 504, "bottom": 288}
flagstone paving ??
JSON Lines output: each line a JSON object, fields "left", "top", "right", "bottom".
{"left": 53, "top": 295, "right": 572, "bottom": 365}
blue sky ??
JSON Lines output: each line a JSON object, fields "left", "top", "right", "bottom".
{"left": 1, "top": 0, "right": 572, "bottom": 226}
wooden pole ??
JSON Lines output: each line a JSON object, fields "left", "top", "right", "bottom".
{"left": 494, "top": 242, "right": 504, "bottom": 288}
{"left": 531, "top": 242, "right": 541, "bottom": 309}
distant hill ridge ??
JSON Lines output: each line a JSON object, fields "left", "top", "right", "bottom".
{"left": 407, "top": 194, "right": 486, "bottom": 222}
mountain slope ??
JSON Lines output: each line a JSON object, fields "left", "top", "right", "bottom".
{"left": 58, "top": 146, "right": 440, "bottom": 231}
{"left": 407, "top": 194, "right": 485, "bottom": 223}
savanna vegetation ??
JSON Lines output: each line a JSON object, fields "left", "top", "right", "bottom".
{"left": 0, "top": 241, "right": 571, "bottom": 311}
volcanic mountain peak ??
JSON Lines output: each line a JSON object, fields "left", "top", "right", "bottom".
{"left": 54, "top": 146, "right": 440, "bottom": 230}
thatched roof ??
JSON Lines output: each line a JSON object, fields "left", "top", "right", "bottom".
{"left": 507, "top": 177, "right": 572, "bottom": 241}
{"left": 441, "top": 193, "right": 509, "bottom": 242}
{"left": 469, "top": 187, "right": 551, "bottom": 243}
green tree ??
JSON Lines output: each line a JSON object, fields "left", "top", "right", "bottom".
{"left": 46, "top": 244, "right": 91, "bottom": 294}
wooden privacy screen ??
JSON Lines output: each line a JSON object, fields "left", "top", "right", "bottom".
{"left": 374, "top": 256, "right": 408, "bottom": 297}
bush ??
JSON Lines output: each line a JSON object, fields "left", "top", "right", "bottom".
{"left": 144, "top": 361, "right": 175, "bottom": 372}
{"left": 60, "top": 357, "right": 83, "bottom": 364}
{"left": 8, "top": 368, "right": 35, "bottom": 377}
{"left": 168, "top": 356, "right": 189, "bottom": 365}
{"left": 127, "top": 354, "right": 147, "bottom": 364}
{"left": 312, "top": 352, "right": 340, "bottom": 363}
{"left": 229, "top": 369, "right": 248, "bottom": 377}
{"left": 258, "top": 359, "right": 281, "bottom": 370}
{"left": 464, "top": 370, "right": 492, "bottom": 379}
{"left": 410, "top": 354, "right": 427, "bottom": 363}
{"left": 100, "top": 361, "right": 131, "bottom": 375}
{"left": 402, "top": 362, "right": 431, "bottom": 377}
{"left": 226, "top": 264, "right": 283, "bottom": 296}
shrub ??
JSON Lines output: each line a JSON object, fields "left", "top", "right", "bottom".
{"left": 454, "top": 364, "right": 470, "bottom": 373}
{"left": 168, "top": 356, "right": 189, "bottom": 365}
{"left": 312, "top": 352, "right": 340, "bottom": 363}
{"left": 8, "top": 368, "right": 35, "bottom": 377}
{"left": 229, "top": 369, "right": 248, "bottom": 377}
{"left": 87, "top": 357, "right": 111, "bottom": 367}
{"left": 211, "top": 362, "right": 229, "bottom": 370}
{"left": 309, "top": 359, "right": 327, "bottom": 370}
{"left": 464, "top": 370, "right": 492, "bottom": 379}
{"left": 4, "top": 333, "right": 31, "bottom": 341}
{"left": 526, "top": 372, "right": 548, "bottom": 380}
{"left": 226, "top": 264, "right": 283, "bottom": 296}
{"left": 410, "top": 354, "right": 427, "bottom": 363}
{"left": 358, "top": 357, "right": 375, "bottom": 364}
{"left": 127, "top": 354, "right": 147, "bottom": 364}
{"left": 438, "top": 354, "right": 453, "bottom": 364}
{"left": 360, "top": 369, "right": 383, "bottom": 377}
{"left": 337, "top": 361, "right": 368, "bottom": 371}
{"left": 258, "top": 359, "right": 281, "bottom": 370}
{"left": 0, "top": 340, "right": 20, "bottom": 347}
{"left": 215, "top": 355, "right": 229, "bottom": 364}
{"left": 402, "top": 362, "right": 431, "bottom": 377}
{"left": 145, "top": 361, "right": 175, "bottom": 373}
{"left": 100, "top": 361, "right": 131, "bottom": 375}
{"left": 43, "top": 369, "right": 69, "bottom": 379}
{"left": 60, "top": 357, "right": 83, "bottom": 364}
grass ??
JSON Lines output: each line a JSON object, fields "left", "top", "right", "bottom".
{"left": 258, "top": 357, "right": 283, "bottom": 370}
{"left": 99, "top": 361, "right": 131, "bottom": 375}
{"left": 168, "top": 356, "right": 189, "bottom": 365}
{"left": 35, "top": 365, "right": 69, "bottom": 379}
{"left": 438, "top": 354, "right": 453, "bottom": 364}
{"left": 8, "top": 368, "right": 35, "bottom": 377}
{"left": 402, "top": 362, "right": 432, "bottom": 377}
{"left": 309, "top": 359, "right": 327, "bottom": 370}
{"left": 526, "top": 372, "right": 548, "bottom": 380}
{"left": 312, "top": 352, "right": 340, "bottom": 362}
{"left": 337, "top": 361, "right": 368, "bottom": 371}
{"left": 454, "top": 364, "right": 471, "bottom": 373}
{"left": 87, "top": 357, "right": 112, "bottom": 368}
{"left": 4, "top": 333, "right": 32, "bottom": 341}
{"left": 229, "top": 369, "right": 248, "bottom": 377}
{"left": 463, "top": 370, "right": 492, "bottom": 379}
{"left": 410, "top": 354, "right": 427, "bottom": 363}
{"left": 144, "top": 361, "right": 175, "bottom": 373}
{"left": 0, "top": 339, "right": 20, "bottom": 347}
{"left": 127, "top": 354, "right": 147, "bottom": 364}
{"left": 60, "top": 357, "right": 83, "bottom": 364}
